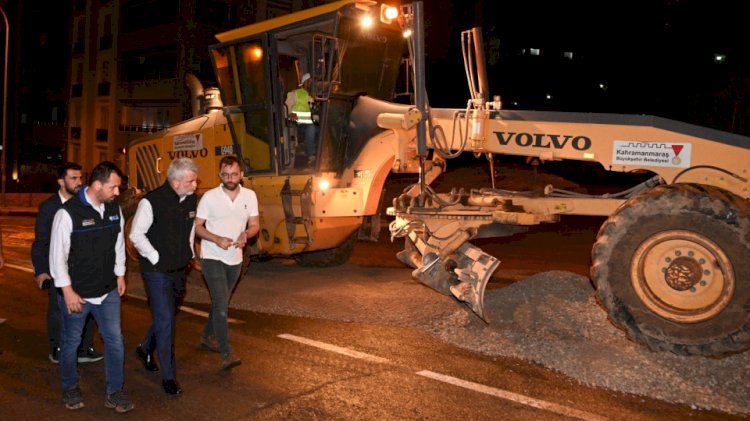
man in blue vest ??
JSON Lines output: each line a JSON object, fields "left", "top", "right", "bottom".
{"left": 50, "top": 161, "right": 133, "bottom": 413}
{"left": 285, "top": 72, "right": 318, "bottom": 166}
{"left": 130, "top": 157, "right": 198, "bottom": 397}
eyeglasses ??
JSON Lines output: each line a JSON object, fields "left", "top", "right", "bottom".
{"left": 220, "top": 172, "right": 241, "bottom": 179}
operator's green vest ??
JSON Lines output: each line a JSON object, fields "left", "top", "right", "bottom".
{"left": 291, "top": 88, "right": 313, "bottom": 124}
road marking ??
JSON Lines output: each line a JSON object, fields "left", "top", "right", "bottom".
{"left": 279, "top": 333, "right": 604, "bottom": 420}
{"left": 4, "top": 263, "right": 33, "bottom": 273}
{"left": 126, "top": 293, "right": 243, "bottom": 324}
{"left": 3, "top": 263, "right": 242, "bottom": 325}
{"left": 278, "top": 333, "right": 391, "bottom": 364}
{"left": 416, "top": 370, "right": 606, "bottom": 421}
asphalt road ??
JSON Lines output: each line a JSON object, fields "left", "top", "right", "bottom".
{"left": 0, "top": 215, "right": 744, "bottom": 419}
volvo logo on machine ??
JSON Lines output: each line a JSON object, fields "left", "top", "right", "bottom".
{"left": 167, "top": 148, "right": 209, "bottom": 159}
{"left": 494, "top": 131, "right": 592, "bottom": 151}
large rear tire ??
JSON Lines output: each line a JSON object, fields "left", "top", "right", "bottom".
{"left": 294, "top": 232, "right": 357, "bottom": 267}
{"left": 591, "top": 184, "right": 750, "bottom": 357}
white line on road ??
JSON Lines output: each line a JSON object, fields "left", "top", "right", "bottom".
{"left": 3, "top": 263, "right": 242, "bottom": 324}
{"left": 278, "top": 333, "right": 605, "bottom": 420}
{"left": 416, "top": 370, "right": 606, "bottom": 421}
{"left": 126, "top": 293, "right": 243, "bottom": 324}
{"left": 4, "top": 263, "right": 33, "bottom": 273}
{"left": 278, "top": 333, "right": 392, "bottom": 364}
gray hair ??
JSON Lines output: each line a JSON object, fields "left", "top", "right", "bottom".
{"left": 167, "top": 158, "right": 198, "bottom": 182}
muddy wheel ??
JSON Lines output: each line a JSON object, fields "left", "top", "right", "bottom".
{"left": 294, "top": 232, "right": 357, "bottom": 267}
{"left": 591, "top": 184, "right": 750, "bottom": 357}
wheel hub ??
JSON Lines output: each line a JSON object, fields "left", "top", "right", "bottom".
{"left": 664, "top": 256, "right": 702, "bottom": 291}
{"left": 631, "top": 230, "right": 734, "bottom": 323}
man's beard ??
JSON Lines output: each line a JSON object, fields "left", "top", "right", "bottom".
{"left": 64, "top": 185, "right": 79, "bottom": 196}
{"left": 223, "top": 182, "right": 239, "bottom": 191}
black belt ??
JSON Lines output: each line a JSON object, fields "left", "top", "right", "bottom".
{"left": 163, "top": 266, "right": 186, "bottom": 273}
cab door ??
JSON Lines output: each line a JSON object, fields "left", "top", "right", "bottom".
{"left": 210, "top": 37, "right": 275, "bottom": 174}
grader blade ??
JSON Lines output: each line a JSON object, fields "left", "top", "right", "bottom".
{"left": 410, "top": 242, "right": 500, "bottom": 322}
{"left": 449, "top": 243, "right": 500, "bottom": 322}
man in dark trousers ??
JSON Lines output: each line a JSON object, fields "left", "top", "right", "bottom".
{"left": 32, "top": 162, "right": 103, "bottom": 364}
{"left": 50, "top": 161, "right": 133, "bottom": 413}
{"left": 130, "top": 157, "right": 198, "bottom": 396}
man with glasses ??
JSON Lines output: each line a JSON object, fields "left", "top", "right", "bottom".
{"left": 129, "top": 158, "right": 198, "bottom": 396}
{"left": 195, "top": 155, "right": 259, "bottom": 370}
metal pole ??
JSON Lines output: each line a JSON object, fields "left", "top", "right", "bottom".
{"left": 0, "top": 6, "right": 7, "bottom": 206}
{"left": 413, "top": 1, "right": 427, "bottom": 203}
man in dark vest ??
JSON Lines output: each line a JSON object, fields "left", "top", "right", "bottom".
{"left": 50, "top": 161, "right": 133, "bottom": 413}
{"left": 32, "top": 162, "right": 103, "bottom": 364}
{"left": 130, "top": 157, "right": 198, "bottom": 396}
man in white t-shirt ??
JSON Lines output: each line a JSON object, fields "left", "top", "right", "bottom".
{"left": 195, "top": 155, "right": 260, "bottom": 370}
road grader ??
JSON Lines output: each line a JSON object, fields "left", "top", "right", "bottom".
{"left": 125, "top": 0, "right": 750, "bottom": 357}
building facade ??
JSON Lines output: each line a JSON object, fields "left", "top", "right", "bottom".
{"left": 66, "top": 0, "right": 323, "bottom": 174}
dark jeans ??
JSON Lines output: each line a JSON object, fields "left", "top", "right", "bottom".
{"left": 48, "top": 286, "right": 96, "bottom": 353}
{"left": 141, "top": 271, "right": 184, "bottom": 381}
{"left": 200, "top": 259, "right": 241, "bottom": 355}
{"left": 298, "top": 123, "right": 318, "bottom": 158}
{"left": 58, "top": 291, "right": 124, "bottom": 394}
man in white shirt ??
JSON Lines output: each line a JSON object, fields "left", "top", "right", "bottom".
{"left": 49, "top": 161, "right": 133, "bottom": 413}
{"left": 129, "top": 157, "right": 198, "bottom": 396}
{"left": 195, "top": 155, "right": 259, "bottom": 370}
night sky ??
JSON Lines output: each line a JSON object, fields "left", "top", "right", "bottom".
{"left": 421, "top": 0, "right": 750, "bottom": 135}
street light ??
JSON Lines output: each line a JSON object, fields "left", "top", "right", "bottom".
{"left": 0, "top": 6, "right": 8, "bottom": 205}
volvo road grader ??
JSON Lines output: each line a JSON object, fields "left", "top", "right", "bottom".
{"left": 125, "top": 0, "right": 750, "bottom": 357}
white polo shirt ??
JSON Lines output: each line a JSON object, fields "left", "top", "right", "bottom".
{"left": 197, "top": 185, "right": 259, "bottom": 265}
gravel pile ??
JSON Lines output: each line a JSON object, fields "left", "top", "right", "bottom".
{"left": 432, "top": 271, "right": 750, "bottom": 416}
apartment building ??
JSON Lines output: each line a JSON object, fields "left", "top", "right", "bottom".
{"left": 66, "top": 0, "right": 322, "bottom": 173}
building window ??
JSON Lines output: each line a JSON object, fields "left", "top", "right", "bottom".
{"left": 99, "top": 35, "right": 113, "bottom": 50}
{"left": 71, "top": 84, "right": 83, "bottom": 97}
{"left": 99, "top": 61, "right": 110, "bottom": 95}
{"left": 71, "top": 127, "right": 81, "bottom": 139}
{"left": 119, "top": 105, "right": 174, "bottom": 132}
{"left": 96, "top": 129, "right": 109, "bottom": 141}
{"left": 73, "top": 19, "right": 85, "bottom": 55}
{"left": 98, "top": 83, "right": 110, "bottom": 96}
{"left": 121, "top": 48, "right": 178, "bottom": 81}
{"left": 99, "top": 14, "right": 113, "bottom": 50}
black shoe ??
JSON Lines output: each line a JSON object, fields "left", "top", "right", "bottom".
{"left": 135, "top": 345, "right": 159, "bottom": 372}
{"left": 162, "top": 379, "right": 182, "bottom": 396}
{"left": 49, "top": 347, "right": 60, "bottom": 364}
{"left": 77, "top": 347, "right": 104, "bottom": 363}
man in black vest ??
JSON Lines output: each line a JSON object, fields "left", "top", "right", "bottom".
{"left": 32, "top": 162, "right": 103, "bottom": 364}
{"left": 50, "top": 161, "right": 133, "bottom": 413}
{"left": 130, "top": 157, "right": 198, "bottom": 396}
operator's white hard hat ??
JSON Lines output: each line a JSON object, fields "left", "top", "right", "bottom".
{"left": 299, "top": 73, "right": 311, "bottom": 86}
